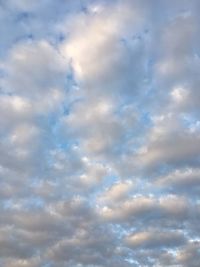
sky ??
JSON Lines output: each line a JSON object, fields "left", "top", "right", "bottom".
{"left": 0, "top": 0, "right": 200, "bottom": 266}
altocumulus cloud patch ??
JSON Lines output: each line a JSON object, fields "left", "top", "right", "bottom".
{"left": 0, "top": 0, "right": 200, "bottom": 266}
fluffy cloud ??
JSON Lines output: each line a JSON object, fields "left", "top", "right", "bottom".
{"left": 0, "top": 0, "right": 199, "bottom": 266}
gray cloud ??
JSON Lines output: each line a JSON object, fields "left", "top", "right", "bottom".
{"left": 125, "top": 230, "right": 186, "bottom": 249}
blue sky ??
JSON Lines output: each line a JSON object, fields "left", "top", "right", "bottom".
{"left": 0, "top": 0, "right": 200, "bottom": 266}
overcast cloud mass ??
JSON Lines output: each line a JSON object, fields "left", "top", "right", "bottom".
{"left": 0, "top": 0, "right": 200, "bottom": 266}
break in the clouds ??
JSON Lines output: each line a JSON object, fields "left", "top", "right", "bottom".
{"left": 0, "top": 0, "right": 200, "bottom": 266}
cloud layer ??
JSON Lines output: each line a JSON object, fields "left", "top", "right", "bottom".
{"left": 0, "top": 0, "right": 200, "bottom": 266}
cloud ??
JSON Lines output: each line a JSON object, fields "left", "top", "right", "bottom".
{"left": 2, "top": 40, "right": 67, "bottom": 96}
{"left": 125, "top": 230, "right": 186, "bottom": 249}
{"left": 156, "top": 168, "right": 200, "bottom": 195}
{"left": 0, "top": 0, "right": 199, "bottom": 266}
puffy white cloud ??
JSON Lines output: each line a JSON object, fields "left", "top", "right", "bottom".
{"left": 2, "top": 40, "right": 67, "bottom": 96}
{"left": 0, "top": 0, "right": 200, "bottom": 266}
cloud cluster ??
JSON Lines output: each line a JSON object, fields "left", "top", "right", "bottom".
{"left": 0, "top": 0, "right": 200, "bottom": 266}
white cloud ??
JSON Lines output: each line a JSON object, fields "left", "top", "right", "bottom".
{"left": 0, "top": 0, "right": 200, "bottom": 266}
